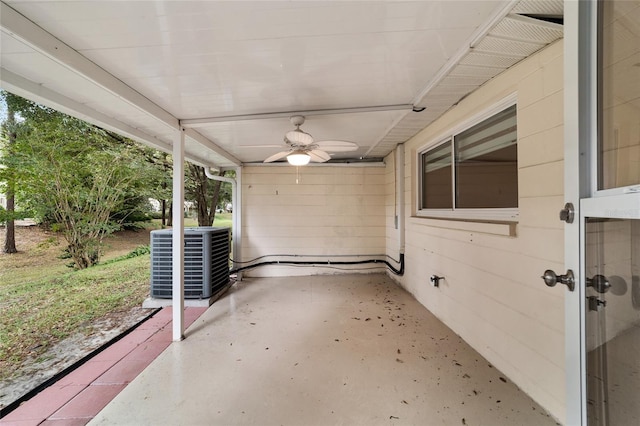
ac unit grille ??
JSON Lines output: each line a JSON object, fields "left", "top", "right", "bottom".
{"left": 150, "top": 227, "right": 230, "bottom": 299}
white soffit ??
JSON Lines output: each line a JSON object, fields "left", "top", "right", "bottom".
{"left": 369, "top": 0, "right": 564, "bottom": 158}
{"left": 0, "top": 0, "right": 563, "bottom": 166}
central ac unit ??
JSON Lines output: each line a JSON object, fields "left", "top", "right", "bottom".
{"left": 150, "top": 227, "right": 230, "bottom": 299}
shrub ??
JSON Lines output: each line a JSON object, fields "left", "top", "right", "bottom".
{"left": 101, "top": 245, "right": 150, "bottom": 265}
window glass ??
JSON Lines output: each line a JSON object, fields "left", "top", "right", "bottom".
{"left": 419, "top": 103, "right": 518, "bottom": 214}
{"left": 455, "top": 105, "right": 518, "bottom": 208}
{"left": 421, "top": 140, "right": 452, "bottom": 209}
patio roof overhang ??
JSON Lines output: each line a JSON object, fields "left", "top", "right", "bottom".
{"left": 1, "top": 0, "right": 563, "bottom": 169}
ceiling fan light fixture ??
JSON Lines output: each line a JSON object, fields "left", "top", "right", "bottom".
{"left": 286, "top": 129, "right": 314, "bottom": 145}
{"left": 287, "top": 150, "right": 311, "bottom": 166}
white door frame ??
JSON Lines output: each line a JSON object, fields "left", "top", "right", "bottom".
{"left": 564, "top": 1, "right": 640, "bottom": 424}
{"left": 564, "top": 1, "right": 594, "bottom": 423}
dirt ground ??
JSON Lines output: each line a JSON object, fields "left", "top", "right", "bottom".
{"left": 0, "top": 224, "right": 153, "bottom": 267}
{"left": 0, "top": 224, "right": 157, "bottom": 410}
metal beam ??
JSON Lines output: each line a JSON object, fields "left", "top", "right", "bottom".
{"left": 1, "top": 68, "right": 173, "bottom": 153}
{"left": 184, "top": 128, "right": 242, "bottom": 166}
{"left": 0, "top": 68, "right": 232, "bottom": 168}
{"left": 1, "top": 2, "right": 179, "bottom": 131}
{"left": 180, "top": 104, "right": 415, "bottom": 127}
{"left": 363, "top": 109, "right": 411, "bottom": 159}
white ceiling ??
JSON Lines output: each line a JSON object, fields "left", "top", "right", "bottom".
{"left": 0, "top": 0, "right": 563, "bottom": 168}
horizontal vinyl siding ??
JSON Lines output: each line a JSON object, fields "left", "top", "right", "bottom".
{"left": 242, "top": 165, "right": 387, "bottom": 277}
{"left": 392, "top": 40, "right": 566, "bottom": 421}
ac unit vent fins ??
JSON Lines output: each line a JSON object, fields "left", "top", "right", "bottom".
{"left": 150, "top": 227, "right": 230, "bottom": 299}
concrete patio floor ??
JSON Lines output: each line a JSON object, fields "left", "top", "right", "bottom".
{"left": 90, "top": 274, "right": 559, "bottom": 426}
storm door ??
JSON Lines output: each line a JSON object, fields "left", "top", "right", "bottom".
{"left": 564, "top": 1, "right": 640, "bottom": 425}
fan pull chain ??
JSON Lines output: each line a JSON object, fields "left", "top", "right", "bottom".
{"left": 296, "top": 166, "right": 301, "bottom": 184}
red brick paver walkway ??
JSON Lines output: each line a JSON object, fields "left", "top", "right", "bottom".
{"left": 1, "top": 307, "right": 207, "bottom": 426}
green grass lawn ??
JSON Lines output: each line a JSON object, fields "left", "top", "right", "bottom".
{"left": 0, "top": 253, "right": 150, "bottom": 381}
{"left": 0, "top": 216, "right": 233, "bottom": 381}
{"left": 181, "top": 212, "right": 232, "bottom": 228}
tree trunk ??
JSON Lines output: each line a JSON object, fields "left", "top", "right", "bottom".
{"left": 167, "top": 203, "right": 173, "bottom": 227}
{"left": 3, "top": 190, "right": 17, "bottom": 254}
{"left": 188, "top": 165, "right": 226, "bottom": 227}
{"left": 161, "top": 155, "right": 170, "bottom": 227}
{"left": 208, "top": 178, "right": 223, "bottom": 225}
{"left": 196, "top": 175, "right": 209, "bottom": 226}
{"left": 191, "top": 164, "right": 210, "bottom": 226}
{"left": 3, "top": 104, "right": 17, "bottom": 254}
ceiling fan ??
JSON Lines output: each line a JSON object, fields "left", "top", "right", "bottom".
{"left": 264, "top": 115, "right": 358, "bottom": 165}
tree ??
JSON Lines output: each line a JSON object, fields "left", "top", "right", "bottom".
{"left": 160, "top": 153, "right": 172, "bottom": 227}
{"left": 0, "top": 92, "right": 25, "bottom": 253}
{"left": 103, "top": 133, "right": 171, "bottom": 229}
{"left": 145, "top": 150, "right": 172, "bottom": 228}
{"left": 5, "top": 96, "right": 163, "bottom": 268}
{"left": 186, "top": 165, "right": 230, "bottom": 226}
{"left": 19, "top": 117, "right": 137, "bottom": 267}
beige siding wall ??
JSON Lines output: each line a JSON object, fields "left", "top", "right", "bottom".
{"left": 241, "top": 165, "right": 387, "bottom": 277}
{"left": 389, "top": 40, "right": 566, "bottom": 421}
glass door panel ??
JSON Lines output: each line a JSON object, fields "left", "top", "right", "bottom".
{"left": 598, "top": 0, "right": 640, "bottom": 190}
{"left": 587, "top": 4, "right": 640, "bottom": 420}
{"left": 585, "top": 218, "right": 640, "bottom": 425}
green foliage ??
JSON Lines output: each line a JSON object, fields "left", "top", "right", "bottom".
{"left": 0, "top": 92, "right": 173, "bottom": 268}
{"left": 101, "top": 245, "right": 150, "bottom": 265}
{"left": 15, "top": 120, "right": 134, "bottom": 268}
{"left": 148, "top": 211, "right": 164, "bottom": 220}
{"left": 128, "top": 245, "right": 151, "bottom": 257}
{"left": 110, "top": 196, "right": 155, "bottom": 230}
{"left": 57, "top": 248, "right": 73, "bottom": 259}
{"left": 0, "top": 205, "right": 30, "bottom": 224}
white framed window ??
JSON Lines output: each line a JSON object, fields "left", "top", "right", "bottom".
{"left": 417, "top": 98, "right": 519, "bottom": 222}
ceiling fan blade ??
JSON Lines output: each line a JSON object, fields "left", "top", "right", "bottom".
{"left": 314, "top": 140, "right": 358, "bottom": 152}
{"left": 308, "top": 149, "right": 331, "bottom": 163}
{"left": 237, "top": 145, "right": 283, "bottom": 149}
{"left": 286, "top": 129, "right": 314, "bottom": 145}
{"left": 264, "top": 150, "right": 291, "bottom": 163}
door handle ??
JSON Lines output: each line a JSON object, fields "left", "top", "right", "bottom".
{"left": 541, "top": 269, "right": 575, "bottom": 291}
{"left": 559, "top": 202, "right": 575, "bottom": 223}
{"left": 586, "top": 274, "right": 610, "bottom": 294}
{"left": 587, "top": 296, "right": 607, "bottom": 311}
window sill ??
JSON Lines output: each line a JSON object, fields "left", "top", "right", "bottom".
{"left": 410, "top": 214, "right": 517, "bottom": 237}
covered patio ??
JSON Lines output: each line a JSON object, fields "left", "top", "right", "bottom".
{"left": 1, "top": 0, "right": 576, "bottom": 424}
{"left": 5, "top": 275, "right": 558, "bottom": 425}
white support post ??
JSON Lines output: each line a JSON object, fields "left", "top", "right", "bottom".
{"left": 234, "top": 167, "right": 242, "bottom": 280}
{"left": 396, "top": 144, "right": 405, "bottom": 255}
{"left": 172, "top": 128, "right": 185, "bottom": 341}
